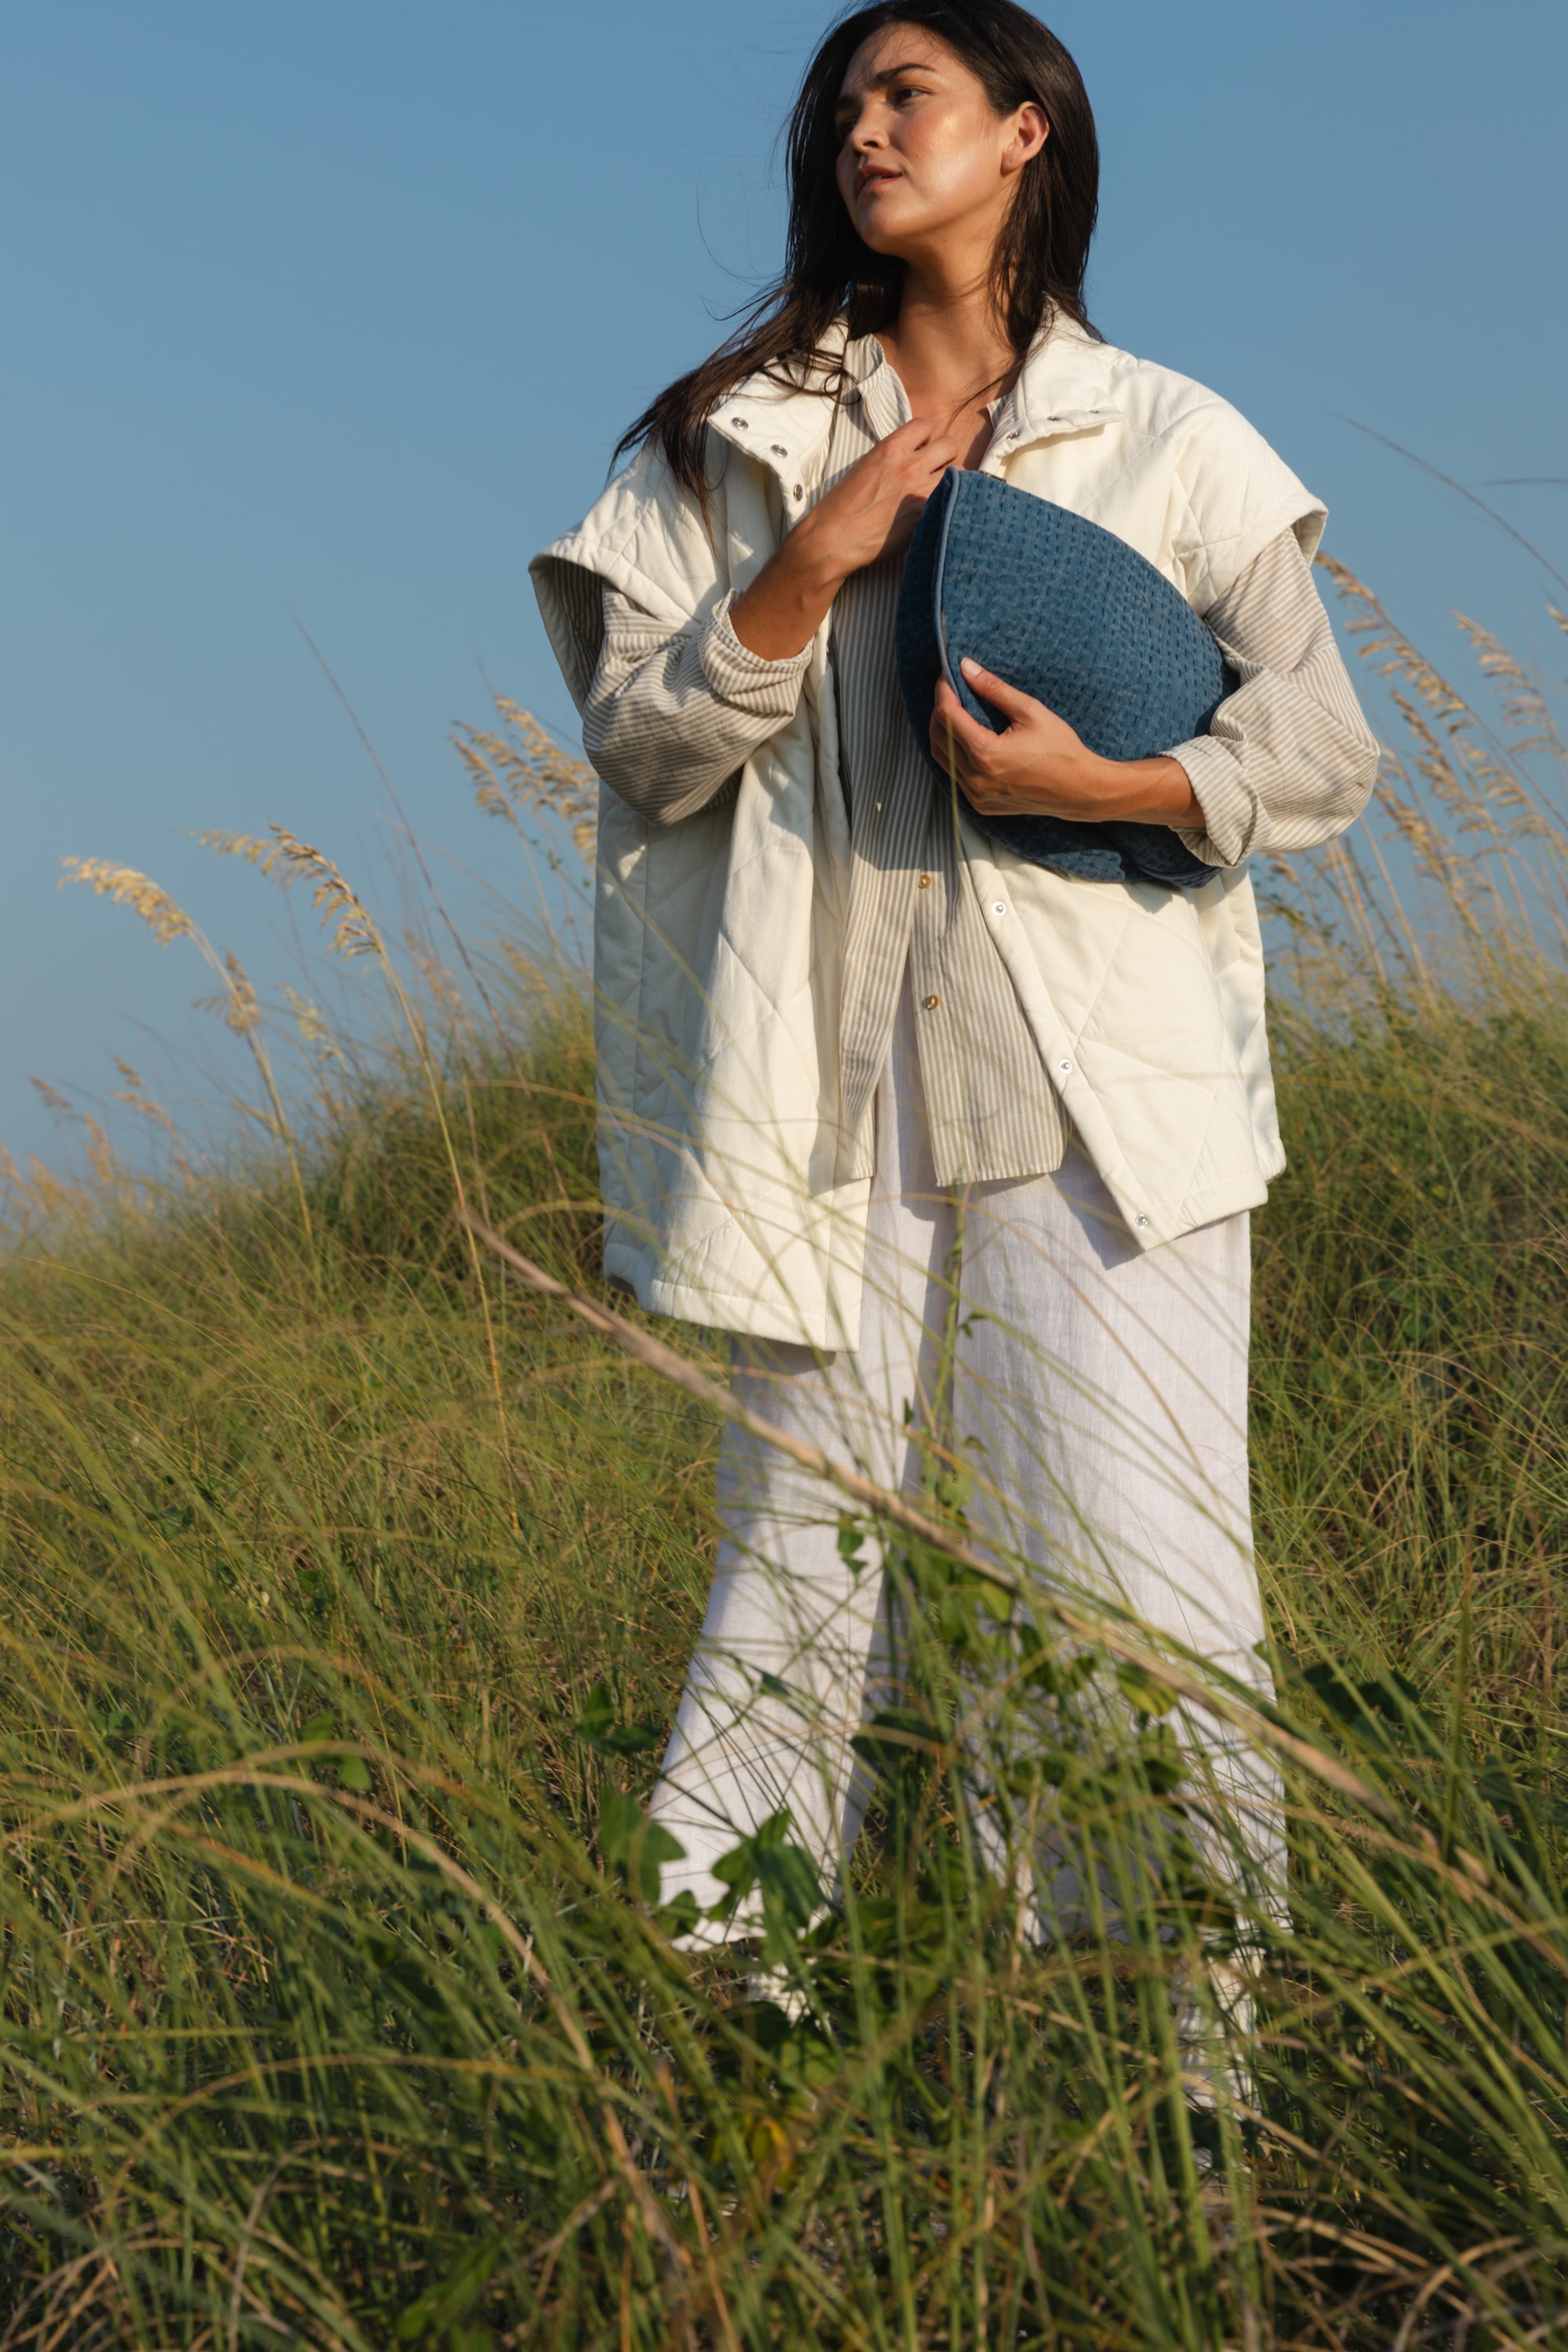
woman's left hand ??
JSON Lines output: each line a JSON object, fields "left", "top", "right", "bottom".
{"left": 931, "top": 659, "right": 1201, "bottom": 826}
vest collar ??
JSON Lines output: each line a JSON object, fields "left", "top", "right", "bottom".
{"left": 1000, "top": 315, "right": 1124, "bottom": 455}
{"left": 705, "top": 329, "right": 850, "bottom": 484}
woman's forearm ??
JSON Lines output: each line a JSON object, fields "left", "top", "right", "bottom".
{"left": 729, "top": 520, "right": 846, "bottom": 661}
{"left": 1086, "top": 753, "right": 1200, "bottom": 825}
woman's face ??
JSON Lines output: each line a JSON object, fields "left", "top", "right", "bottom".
{"left": 833, "top": 25, "right": 1047, "bottom": 270}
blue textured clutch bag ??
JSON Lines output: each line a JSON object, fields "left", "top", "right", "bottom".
{"left": 895, "top": 468, "right": 1235, "bottom": 888}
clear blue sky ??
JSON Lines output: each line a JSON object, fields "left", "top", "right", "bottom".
{"left": 3, "top": 0, "right": 1564, "bottom": 1169}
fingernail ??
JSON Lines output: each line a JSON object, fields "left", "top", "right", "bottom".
{"left": 960, "top": 657, "right": 980, "bottom": 677}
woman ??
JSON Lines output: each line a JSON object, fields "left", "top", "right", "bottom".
{"left": 532, "top": 0, "right": 1377, "bottom": 1940}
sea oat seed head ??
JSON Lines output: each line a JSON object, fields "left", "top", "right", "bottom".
{"left": 60, "top": 858, "right": 194, "bottom": 948}
{"left": 197, "top": 826, "right": 383, "bottom": 960}
{"left": 220, "top": 952, "right": 261, "bottom": 1036}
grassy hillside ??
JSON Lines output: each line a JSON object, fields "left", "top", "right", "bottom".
{"left": 1, "top": 585, "right": 1566, "bottom": 2349}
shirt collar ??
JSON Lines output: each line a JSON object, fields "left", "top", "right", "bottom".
{"left": 841, "top": 332, "right": 909, "bottom": 444}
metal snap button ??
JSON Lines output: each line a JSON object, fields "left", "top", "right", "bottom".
{"left": 917, "top": 873, "right": 932, "bottom": 890}
{"left": 771, "top": 442, "right": 787, "bottom": 455}
{"left": 731, "top": 416, "right": 748, "bottom": 428}
{"left": 923, "top": 993, "right": 940, "bottom": 1011}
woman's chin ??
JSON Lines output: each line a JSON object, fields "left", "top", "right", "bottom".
{"left": 855, "top": 219, "right": 922, "bottom": 263}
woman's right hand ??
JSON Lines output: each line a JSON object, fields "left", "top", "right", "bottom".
{"left": 729, "top": 417, "right": 959, "bottom": 662}
{"left": 801, "top": 416, "right": 961, "bottom": 576}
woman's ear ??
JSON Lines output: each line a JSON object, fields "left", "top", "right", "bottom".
{"left": 1003, "top": 103, "right": 1049, "bottom": 176}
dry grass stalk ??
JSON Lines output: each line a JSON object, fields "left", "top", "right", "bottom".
{"left": 1454, "top": 612, "right": 1566, "bottom": 763}
{"left": 452, "top": 698, "right": 599, "bottom": 862}
{"left": 27, "top": 1076, "right": 73, "bottom": 1122}
{"left": 195, "top": 827, "right": 384, "bottom": 963}
{"left": 108, "top": 1060, "right": 178, "bottom": 1138}
{"left": 278, "top": 987, "right": 344, "bottom": 1067}
{"left": 57, "top": 855, "right": 313, "bottom": 1241}
{"left": 198, "top": 824, "right": 510, "bottom": 1446}
{"left": 1311, "top": 554, "right": 1568, "bottom": 988}
{"left": 407, "top": 942, "right": 468, "bottom": 1031}
{"left": 57, "top": 858, "right": 194, "bottom": 949}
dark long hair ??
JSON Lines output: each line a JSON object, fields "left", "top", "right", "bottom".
{"left": 615, "top": 1, "right": 1099, "bottom": 492}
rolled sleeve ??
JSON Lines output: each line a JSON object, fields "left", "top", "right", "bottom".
{"left": 1166, "top": 731, "right": 1261, "bottom": 867}
{"left": 583, "top": 588, "right": 811, "bottom": 826}
{"left": 1166, "top": 531, "right": 1380, "bottom": 869}
{"left": 697, "top": 594, "right": 812, "bottom": 713}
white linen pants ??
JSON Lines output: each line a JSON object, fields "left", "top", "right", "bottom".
{"left": 648, "top": 979, "right": 1282, "bottom": 1932}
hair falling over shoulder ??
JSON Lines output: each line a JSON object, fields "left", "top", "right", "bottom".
{"left": 615, "top": 0, "right": 1100, "bottom": 496}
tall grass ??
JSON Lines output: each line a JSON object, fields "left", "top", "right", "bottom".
{"left": 0, "top": 570, "right": 1565, "bottom": 2348}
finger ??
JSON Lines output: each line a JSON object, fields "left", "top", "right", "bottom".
{"left": 902, "top": 451, "right": 956, "bottom": 495}
{"left": 956, "top": 656, "right": 1039, "bottom": 721}
{"left": 896, "top": 418, "right": 960, "bottom": 473}
{"left": 904, "top": 441, "right": 959, "bottom": 486}
{"left": 933, "top": 681, "right": 1000, "bottom": 767}
{"left": 930, "top": 685, "right": 996, "bottom": 771}
{"left": 932, "top": 677, "right": 993, "bottom": 742}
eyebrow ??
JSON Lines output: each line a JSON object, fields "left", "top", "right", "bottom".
{"left": 835, "top": 59, "right": 943, "bottom": 111}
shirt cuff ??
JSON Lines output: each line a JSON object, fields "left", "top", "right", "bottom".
{"left": 697, "top": 593, "right": 813, "bottom": 714}
{"left": 1167, "top": 735, "right": 1261, "bottom": 869}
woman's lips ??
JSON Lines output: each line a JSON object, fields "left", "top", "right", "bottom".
{"left": 856, "top": 167, "right": 900, "bottom": 196}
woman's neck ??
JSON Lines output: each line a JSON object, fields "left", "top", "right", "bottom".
{"left": 877, "top": 271, "right": 1021, "bottom": 469}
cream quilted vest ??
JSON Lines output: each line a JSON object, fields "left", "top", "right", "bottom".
{"left": 532, "top": 317, "right": 1326, "bottom": 1348}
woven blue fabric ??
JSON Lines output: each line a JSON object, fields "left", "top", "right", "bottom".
{"left": 896, "top": 468, "right": 1236, "bottom": 888}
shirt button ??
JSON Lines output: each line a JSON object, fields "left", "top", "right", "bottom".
{"left": 771, "top": 442, "right": 787, "bottom": 455}
{"left": 991, "top": 899, "right": 1006, "bottom": 916}
{"left": 923, "top": 993, "right": 940, "bottom": 1011}
{"left": 731, "top": 416, "right": 748, "bottom": 428}
{"left": 1135, "top": 1214, "right": 1151, "bottom": 1229}
{"left": 1058, "top": 1059, "right": 1073, "bottom": 1075}
{"left": 917, "top": 872, "right": 932, "bottom": 889}
{"left": 793, "top": 483, "right": 804, "bottom": 499}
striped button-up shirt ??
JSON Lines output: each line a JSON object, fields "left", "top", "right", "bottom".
{"left": 579, "top": 335, "right": 1377, "bottom": 1187}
